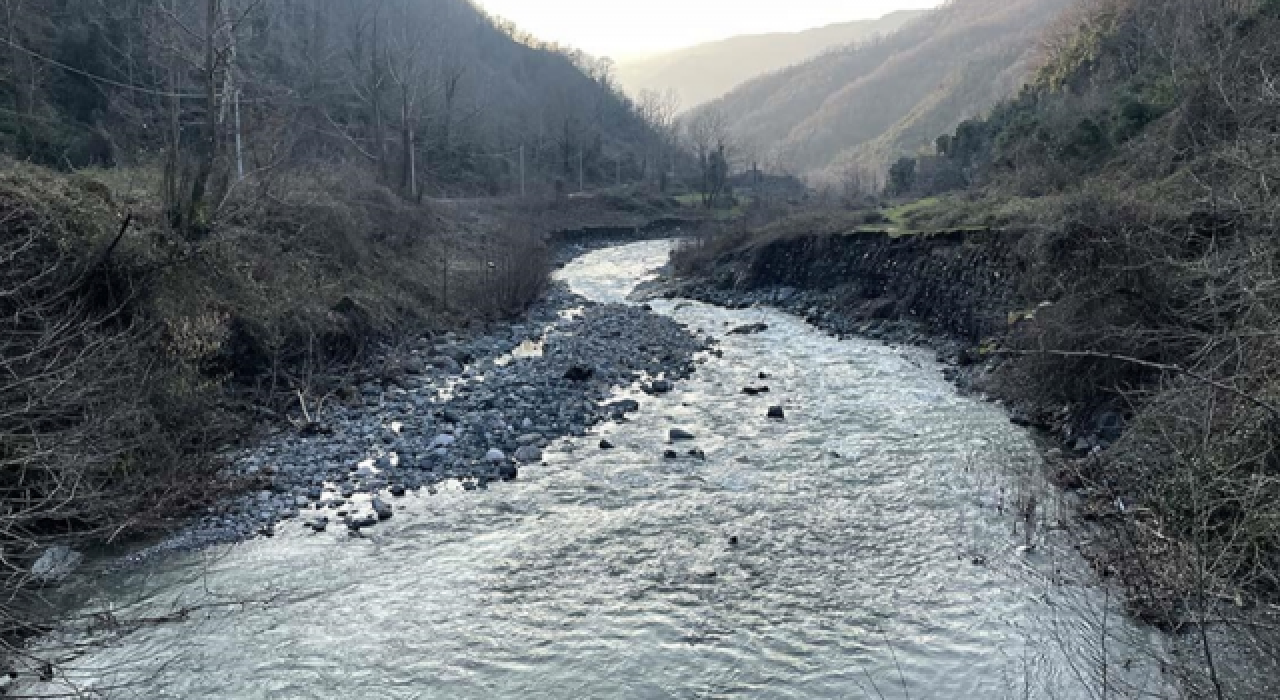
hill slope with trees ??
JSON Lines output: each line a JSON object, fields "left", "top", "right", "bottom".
{"left": 614, "top": 10, "right": 927, "bottom": 112}
{"left": 696, "top": 0, "right": 1073, "bottom": 179}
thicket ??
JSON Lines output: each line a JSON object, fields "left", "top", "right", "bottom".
{"left": 921, "top": 1, "right": 1280, "bottom": 695}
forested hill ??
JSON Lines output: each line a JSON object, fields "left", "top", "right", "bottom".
{"left": 614, "top": 10, "right": 927, "bottom": 112}
{"left": 696, "top": 0, "right": 1072, "bottom": 179}
{"left": 0, "top": 0, "right": 669, "bottom": 196}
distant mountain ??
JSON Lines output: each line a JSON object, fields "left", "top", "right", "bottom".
{"left": 615, "top": 10, "right": 929, "bottom": 110}
{"left": 698, "top": 0, "right": 1073, "bottom": 179}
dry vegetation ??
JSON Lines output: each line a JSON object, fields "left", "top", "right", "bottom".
{"left": 678, "top": 0, "right": 1280, "bottom": 695}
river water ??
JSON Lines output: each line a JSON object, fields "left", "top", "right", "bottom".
{"left": 29, "top": 241, "right": 1173, "bottom": 699}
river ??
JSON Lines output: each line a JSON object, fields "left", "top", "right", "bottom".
{"left": 27, "top": 241, "right": 1173, "bottom": 699}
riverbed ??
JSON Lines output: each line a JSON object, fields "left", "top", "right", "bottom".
{"left": 26, "top": 241, "right": 1173, "bottom": 699}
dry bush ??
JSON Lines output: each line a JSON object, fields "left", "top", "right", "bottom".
{"left": 0, "top": 167, "right": 236, "bottom": 647}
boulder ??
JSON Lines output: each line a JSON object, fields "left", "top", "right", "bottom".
{"left": 669, "top": 428, "right": 696, "bottom": 441}
{"left": 485, "top": 449, "right": 507, "bottom": 463}
{"left": 767, "top": 406, "right": 786, "bottom": 420}
{"left": 599, "top": 439, "right": 616, "bottom": 450}
{"left": 728, "top": 323, "right": 769, "bottom": 336}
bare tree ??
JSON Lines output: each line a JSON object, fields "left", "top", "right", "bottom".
{"left": 685, "top": 107, "right": 733, "bottom": 208}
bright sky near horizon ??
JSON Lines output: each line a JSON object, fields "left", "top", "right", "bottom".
{"left": 474, "top": 0, "right": 944, "bottom": 58}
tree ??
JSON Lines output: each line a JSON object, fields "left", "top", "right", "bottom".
{"left": 887, "top": 156, "right": 917, "bottom": 196}
{"left": 686, "top": 107, "right": 732, "bottom": 208}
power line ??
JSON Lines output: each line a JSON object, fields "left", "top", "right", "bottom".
{"left": 0, "top": 35, "right": 204, "bottom": 100}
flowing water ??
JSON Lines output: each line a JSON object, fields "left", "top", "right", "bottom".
{"left": 30, "top": 241, "right": 1173, "bottom": 699}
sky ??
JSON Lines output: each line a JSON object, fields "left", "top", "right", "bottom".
{"left": 474, "top": 0, "right": 944, "bottom": 59}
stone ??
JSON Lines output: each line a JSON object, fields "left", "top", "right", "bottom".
{"left": 663, "top": 450, "right": 679, "bottom": 459}
{"left": 431, "top": 434, "right": 456, "bottom": 449}
{"left": 603, "top": 399, "right": 640, "bottom": 414}
{"left": 742, "top": 386, "right": 770, "bottom": 396}
{"left": 372, "top": 498, "right": 394, "bottom": 520}
{"left": 767, "top": 406, "right": 786, "bottom": 420}
{"left": 514, "top": 446, "right": 543, "bottom": 463}
{"left": 31, "top": 546, "right": 83, "bottom": 583}
{"left": 648, "top": 379, "right": 674, "bottom": 394}
{"left": 728, "top": 323, "right": 769, "bottom": 336}
{"left": 485, "top": 449, "right": 507, "bottom": 463}
{"left": 669, "top": 428, "right": 696, "bottom": 441}
{"left": 563, "top": 365, "right": 594, "bottom": 381}
{"left": 348, "top": 514, "right": 378, "bottom": 530}
{"left": 599, "top": 439, "right": 616, "bottom": 450}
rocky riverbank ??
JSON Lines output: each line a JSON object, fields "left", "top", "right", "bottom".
{"left": 121, "top": 251, "right": 712, "bottom": 564}
{"left": 661, "top": 232, "right": 1124, "bottom": 453}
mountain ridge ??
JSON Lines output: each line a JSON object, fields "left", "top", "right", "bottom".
{"left": 615, "top": 10, "right": 929, "bottom": 111}
{"left": 694, "top": 0, "right": 1073, "bottom": 179}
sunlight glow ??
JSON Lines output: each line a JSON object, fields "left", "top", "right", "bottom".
{"left": 474, "top": 0, "right": 944, "bottom": 58}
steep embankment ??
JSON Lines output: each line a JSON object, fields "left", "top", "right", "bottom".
{"left": 673, "top": 229, "right": 1022, "bottom": 344}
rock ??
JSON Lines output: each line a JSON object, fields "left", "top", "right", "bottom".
{"left": 388, "top": 484, "right": 407, "bottom": 497}
{"left": 485, "top": 449, "right": 507, "bottom": 463}
{"left": 431, "top": 434, "right": 456, "bottom": 449}
{"left": 603, "top": 399, "right": 640, "bottom": 414}
{"left": 767, "top": 406, "right": 786, "bottom": 420}
{"left": 31, "top": 546, "right": 83, "bottom": 583}
{"left": 663, "top": 450, "right": 679, "bottom": 459}
{"left": 347, "top": 514, "right": 378, "bottom": 530}
{"left": 514, "top": 446, "right": 543, "bottom": 463}
{"left": 669, "top": 428, "right": 696, "bottom": 441}
{"left": 758, "top": 372, "right": 771, "bottom": 380}
{"left": 688, "top": 448, "right": 706, "bottom": 460}
{"left": 728, "top": 323, "right": 769, "bottom": 335}
{"left": 563, "top": 365, "right": 594, "bottom": 381}
{"left": 372, "top": 498, "right": 394, "bottom": 520}
{"left": 647, "top": 379, "right": 674, "bottom": 394}
{"left": 742, "top": 386, "right": 770, "bottom": 396}
{"left": 498, "top": 464, "right": 519, "bottom": 481}
{"left": 599, "top": 439, "right": 616, "bottom": 450}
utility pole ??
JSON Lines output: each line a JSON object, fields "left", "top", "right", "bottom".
{"left": 234, "top": 88, "right": 244, "bottom": 181}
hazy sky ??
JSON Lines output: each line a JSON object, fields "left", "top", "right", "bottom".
{"left": 474, "top": 0, "right": 944, "bottom": 58}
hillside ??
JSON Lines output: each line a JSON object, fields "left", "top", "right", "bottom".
{"left": 0, "top": 0, "right": 666, "bottom": 196}
{"left": 698, "top": 0, "right": 1072, "bottom": 179}
{"left": 614, "top": 10, "right": 928, "bottom": 111}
